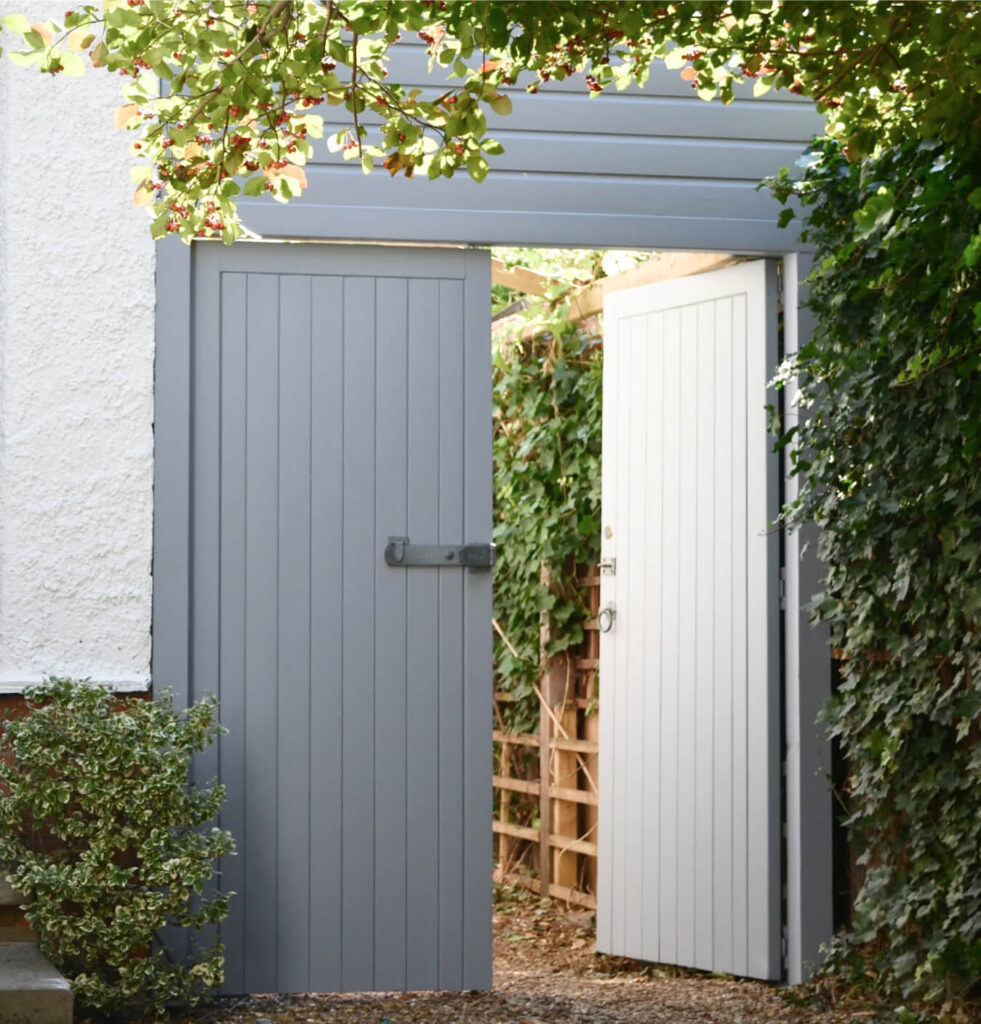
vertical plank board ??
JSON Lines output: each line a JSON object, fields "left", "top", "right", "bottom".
{"left": 191, "top": 256, "right": 221, "bottom": 785}
{"left": 730, "top": 291, "right": 750, "bottom": 977}
{"left": 538, "top": 617, "right": 554, "bottom": 897}
{"left": 596, "top": 294, "right": 620, "bottom": 953}
{"left": 373, "top": 276, "right": 409, "bottom": 991}
{"left": 243, "top": 272, "right": 281, "bottom": 990}
{"left": 746, "top": 272, "right": 770, "bottom": 977}
{"left": 612, "top": 302, "right": 634, "bottom": 954}
{"left": 217, "top": 271, "right": 248, "bottom": 992}
{"left": 711, "top": 296, "right": 735, "bottom": 973}
{"left": 340, "top": 275, "right": 377, "bottom": 991}
{"left": 640, "top": 310, "right": 664, "bottom": 961}
{"left": 783, "top": 252, "right": 834, "bottom": 983}
{"left": 405, "top": 277, "right": 441, "bottom": 989}
{"left": 693, "top": 299, "right": 716, "bottom": 969}
{"left": 276, "top": 275, "right": 313, "bottom": 991}
{"left": 309, "top": 275, "right": 346, "bottom": 991}
{"left": 675, "top": 302, "right": 699, "bottom": 968}
{"left": 152, "top": 239, "right": 192, "bottom": 711}
{"left": 185, "top": 249, "right": 221, "bottom": 968}
{"left": 622, "top": 311, "right": 647, "bottom": 955}
{"left": 657, "top": 306, "right": 681, "bottom": 964}
{"left": 438, "top": 279, "right": 465, "bottom": 988}
{"left": 461, "top": 248, "right": 493, "bottom": 988}
{"left": 746, "top": 262, "right": 781, "bottom": 979}
{"left": 764, "top": 264, "right": 783, "bottom": 980}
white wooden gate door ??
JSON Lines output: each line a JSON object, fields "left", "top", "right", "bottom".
{"left": 596, "top": 261, "right": 782, "bottom": 980}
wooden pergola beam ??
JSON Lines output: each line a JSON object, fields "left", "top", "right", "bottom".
{"left": 565, "top": 251, "right": 735, "bottom": 323}
{"left": 492, "top": 250, "right": 735, "bottom": 342}
{"left": 490, "top": 258, "right": 557, "bottom": 297}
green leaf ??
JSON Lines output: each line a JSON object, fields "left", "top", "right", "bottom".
{"left": 489, "top": 92, "right": 512, "bottom": 116}
{"left": 0, "top": 13, "right": 31, "bottom": 33}
{"left": 466, "top": 153, "right": 489, "bottom": 182}
{"left": 59, "top": 50, "right": 85, "bottom": 77}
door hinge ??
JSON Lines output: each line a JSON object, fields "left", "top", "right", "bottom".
{"left": 598, "top": 557, "right": 616, "bottom": 576}
{"left": 779, "top": 566, "right": 786, "bottom": 610}
{"left": 781, "top": 926, "right": 788, "bottom": 963}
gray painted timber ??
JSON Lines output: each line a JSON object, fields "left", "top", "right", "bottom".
{"left": 237, "top": 48, "right": 824, "bottom": 252}
{"left": 597, "top": 262, "right": 782, "bottom": 980}
{"left": 153, "top": 241, "right": 492, "bottom": 993}
{"left": 783, "top": 254, "right": 834, "bottom": 982}
{"left": 155, "top": 51, "right": 834, "bottom": 983}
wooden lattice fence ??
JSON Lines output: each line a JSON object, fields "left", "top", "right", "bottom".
{"left": 492, "top": 571, "right": 600, "bottom": 909}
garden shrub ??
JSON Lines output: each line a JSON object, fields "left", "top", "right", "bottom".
{"left": 772, "top": 135, "right": 981, "bottom": 1005}
{"left": 0, "top": 677, "right": 234, "bottom": 1022}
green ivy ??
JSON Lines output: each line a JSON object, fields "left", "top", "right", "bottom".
{"left": 0, "top": 678, "right": 234, "bottom": 1023}
{"left": 492, "top": 252, "right": 614, "bottom": 734}
{"left": 771, "top": 135, "right": 981, "bottom": 1006}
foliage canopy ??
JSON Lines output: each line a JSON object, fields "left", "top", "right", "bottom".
{"left": 771, "top": 133, "right": 981, "bottom": 1006}
{"left": 2, "top": 1, "right": 979, "bottom": 241}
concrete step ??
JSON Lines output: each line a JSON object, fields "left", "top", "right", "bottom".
{"left": 0, "top": 877, "right": 36, "bottom": 942}
{"left": 0, "top": 877, "right": 24, "bottom": 905}
{"left": 0, "top": 943, "right": 73, "bottom": 1024}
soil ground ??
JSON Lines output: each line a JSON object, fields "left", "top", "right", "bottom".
{"left": 175, "top": 883, "right": 837, "bottom": 1024}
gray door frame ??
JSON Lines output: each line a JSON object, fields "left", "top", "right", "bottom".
{"left": 154, "top": 233, "right": 831, "bottom": 988}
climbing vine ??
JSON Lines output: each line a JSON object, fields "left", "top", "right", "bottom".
{"left": 771, "top": 135, "right": 981, "bottom": 1008}
{"left": 491, "top": 248, "right": 644, "bottom": 734}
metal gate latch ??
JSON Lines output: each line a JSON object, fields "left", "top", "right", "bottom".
{"left": 598, "top": 603, "right": 617, "bottom": 633}
{"left": 384, "top": 536, "right": 496, "bottom": 570}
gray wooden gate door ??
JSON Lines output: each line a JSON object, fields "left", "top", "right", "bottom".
{"left": 596, "top": 261, "right": 782, "bottom": 980}
{"left": 154, "top": 241, "right": 492, "bottom": 993}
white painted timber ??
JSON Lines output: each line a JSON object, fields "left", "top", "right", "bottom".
{"left": 597, "top": 261, "right": 782, "bottom": 980}
{"left": 0, "top": 4, "right": 155, "bottom": 693}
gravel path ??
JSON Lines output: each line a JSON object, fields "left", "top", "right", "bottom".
{"left": 173, "top": 885, "right": 835, "bottom": 1024}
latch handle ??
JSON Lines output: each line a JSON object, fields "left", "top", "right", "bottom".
{"left": 384, "top": 537, "right": 496, "bottom": 571}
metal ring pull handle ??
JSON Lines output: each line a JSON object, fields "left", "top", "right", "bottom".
{"left": 598, "top": 603, "right": 617, "bottom": 633}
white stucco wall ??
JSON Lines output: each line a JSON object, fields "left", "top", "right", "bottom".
{"left": 0, "top": 11, "right": 155, "bottom": 691}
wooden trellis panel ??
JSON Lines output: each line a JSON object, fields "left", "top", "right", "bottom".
{"left": 492, "top": 571, "right": 600, "bottom": 909}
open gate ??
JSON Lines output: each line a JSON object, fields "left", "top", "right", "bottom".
{"left": 597, "top": 261, "right": 783, "bottom": 979}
